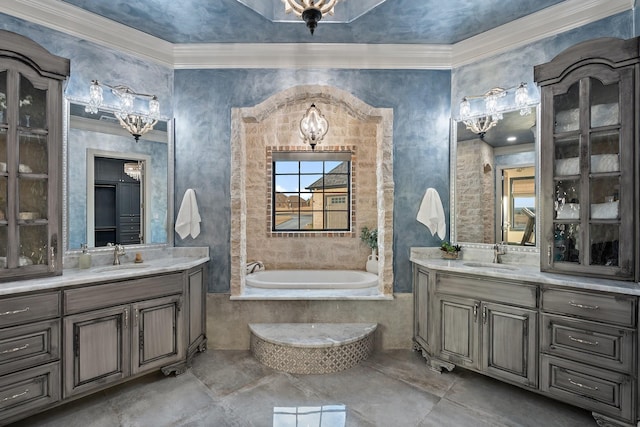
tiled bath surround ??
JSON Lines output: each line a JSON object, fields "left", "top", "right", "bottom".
{"left": 230, "top": 85, "right": 394, "bottom": 297}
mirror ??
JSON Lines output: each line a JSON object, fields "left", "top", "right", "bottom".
{"left": 64, "top": 101, "right": 173, "bottom": 252}
{"left": 451, "top": 107, "right": 539, "bottom": 248}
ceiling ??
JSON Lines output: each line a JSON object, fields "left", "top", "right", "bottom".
{"left": 59, "top": 0, "right": 566, "bottom": 44}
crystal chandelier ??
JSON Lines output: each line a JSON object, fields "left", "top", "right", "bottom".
{"left": 86, "top": 80, "right": 160, "bottom": 142}
{"left": 459, "top": 83, "right": 531, "bottom": 139}
{"left": 124, "top": 162, "right": 143, "bottom": 181}
{"left": 299, "top": 104, "right": 329, "bottom": 150}
{"left": 282, "top": 0, "right": 339, "bottom": 34}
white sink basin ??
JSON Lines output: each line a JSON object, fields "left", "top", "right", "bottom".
{"left": 463, "top": 262, "right": 518, "bottom": 271}
{"left": 91, "top": 264, "right": 150, "bottom": 273}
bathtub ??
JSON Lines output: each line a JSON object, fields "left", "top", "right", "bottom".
{"left": 241, "top": 269, "right": 385, "bottom": 300}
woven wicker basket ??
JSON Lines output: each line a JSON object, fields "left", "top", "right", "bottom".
{"left": 441, "top": 251, "right": 459, "bottom": 260}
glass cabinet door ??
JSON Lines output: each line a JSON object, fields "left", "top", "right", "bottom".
{"left": 0, "top": 63, "right": 60, "bottom": 279}
{"left": 547, "top": 71, "right": 632, "bottom": 278}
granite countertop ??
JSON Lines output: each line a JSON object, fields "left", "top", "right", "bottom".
{"left": 0, "top": 246, "right": 210, "bottom": 296}
{"left": 411, "top": 247, "right": 640, "bottom": 296}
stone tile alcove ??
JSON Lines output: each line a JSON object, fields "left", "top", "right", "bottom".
{"left": 230, "top": 85, "right": 394, "bottom": 297}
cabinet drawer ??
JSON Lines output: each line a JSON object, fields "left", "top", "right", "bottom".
{"left": 0, "top": 362, "right": 60, "bottom": 423}
{"left": 0, "top": 293, "right": 60, "bottom": 328}
{"left": 542, "top": 288, "right": 635, "bottom": 326}
{"left": 541, "top": 314, "right": 633, "bottom": 373}
{"left": 436, "top": 273, "right": 536, "bottom": 308}
{"left": 64, "top": 273, "right": 183, "bottom": 314}
{"left": 540, "top": 355, "right": 633, "bottom": 422}
{"left": 0, "top": 319, "right": 60, "bottom": 376}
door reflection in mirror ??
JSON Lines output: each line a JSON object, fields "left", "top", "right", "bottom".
{"left": 94, "top": 157, "right": 143, "bottom": 247}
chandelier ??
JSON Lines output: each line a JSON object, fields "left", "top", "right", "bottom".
{"left": 299, "top": 104, "right": 329, "bottom": 150}
{"left": 86, "top": 80, "right": 160, "bottom": 142}
{"left": 124, "top": 162, "right": 143, "bottom": 181}
{"left": 282, "top": 0, "right": 339, "bottom": 35}
{"left": 459, "top": 83, "right": 531, "bottom": 139}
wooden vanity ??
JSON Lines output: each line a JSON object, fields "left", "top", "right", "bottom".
{"left": 412, "top": 256, "right": 640, "bottom": 427}
{"left": 0, "top": 255, "right": 208, "bottom": 426}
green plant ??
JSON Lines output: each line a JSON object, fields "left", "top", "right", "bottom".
{"left": 440, "top": 241, "right": 461, "bottom": 253}
{"left": 360, "top": 226, "right": 378, "bottom": 250}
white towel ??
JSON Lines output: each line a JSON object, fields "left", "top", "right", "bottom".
{"left": 417, "top": 188, "right": 446, "bottom": 239}
{"left": 175, "top": 189, "right": 201, "bottom": 239}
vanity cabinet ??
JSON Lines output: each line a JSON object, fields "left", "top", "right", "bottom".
{"left": 0, "top": 31, "right": 70, "bottom": 282}
{"left": 539, "top": 287, "right": 636, "bottom": 423}
{"left": 534, "top": 37, "right": 638, "bottom": 280}
{"left": 414, "top": 269, "right": 538, "bottom": 388}
{"left": 63, "top": 273, "right": 184, "bottom": 397}
{"left": 0, "top": 291, "right": 61, "bottom": 422}
{"left": 0, "top": 260, "right": 208, "bottom": 425}
{"left": 413, "top": 262, "right": 640, "bottom": 426}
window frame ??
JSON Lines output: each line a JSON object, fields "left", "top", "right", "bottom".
{"left": 271, "top": 151, "right": 352, "bottom": 232}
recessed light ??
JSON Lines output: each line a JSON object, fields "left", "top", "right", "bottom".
{"left": 507, "top": 136, "right": 517, "bottom": 142}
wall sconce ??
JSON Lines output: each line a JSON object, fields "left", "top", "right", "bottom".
{"left": 283, "top": 0, "right": 340, "bottom": 35}
{"left": 85, "top": 80, "right": 160, "bottom": 142}
{"left": 299, "top": 103, "right": 329, "bottom": 150}
{"left": 459, "top": 83, "right": 531, "bottom": 139}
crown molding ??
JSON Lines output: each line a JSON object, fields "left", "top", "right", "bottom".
{"left": 173, "top": 43, "right": 452, "bottom": 69}
{"left": 0, "top": 0, "right": 174, "bottom": 67}
{"left": 0, "top": 0, "right": 634, "bottom": 70}
{"left": 451, "top": 0, "right": 633, "bottom": 67}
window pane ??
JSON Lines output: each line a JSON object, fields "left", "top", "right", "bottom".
{"left": 590, "top": 224, "right": 618, "bottom": 267}
{"left": 554, "top": 82, "right": 579, "bottom": 133}
{"left": 19, "top": 75, "right": 46, "bottom": 129}
{"left": 300, "top": 161, "right": 323, "bottom": 173}
{"left": 590, "top": 78, "right": 619, "bottom": 128}
{"left": 555, "top": 180, "right": 580, "bottom": 220}
{"left": 553, "top": 223, "right": 580, "bottom": 264}
{"left": 275, "top": 175, "right": 298, "bottom": 193}
{"left": 301, "top": 174, "right": 323, "bottom": 191}
{"left": 275, "top": 161, "right": 298, "bottom": 174}
{"left": 19, "top": 224, "right": 48, "bottom": 265}
{"left": 0, "top": 70, "right": 6, "bottom": 125}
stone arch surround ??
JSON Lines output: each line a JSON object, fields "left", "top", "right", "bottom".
{"left": 230, "top": 85, "right": 394, "bottom": 296}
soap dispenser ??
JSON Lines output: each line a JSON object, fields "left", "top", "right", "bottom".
{"left": 79, "top": 244, "right": 92, "bottom": 269}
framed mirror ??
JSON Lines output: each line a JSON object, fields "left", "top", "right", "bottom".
{"left": 63, "top": 100, "right": 174, "bottom": 253}
{"left": 450, "top": 106, "right": 539, "bottom": 249}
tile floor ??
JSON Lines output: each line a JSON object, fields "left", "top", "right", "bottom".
{"left": 12, "top": 350, "right": 597, "bottom": 426}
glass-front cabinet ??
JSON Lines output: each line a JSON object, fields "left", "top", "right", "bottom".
{"left": 535, "top": 37, "right": 637, "bottom": 280}
{"left": 0, "top": 31, "right": 69, "bottom": 281}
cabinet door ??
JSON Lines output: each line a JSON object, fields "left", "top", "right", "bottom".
{"left": 187, "top": 266, "right": 207, "bottom": 356}
{"left": 131, "top": 295, "right": 184, "bottom": 375}
{"left": 63, "top": 305, "right": 130, "bottom": 398}
{"left": 413, "top": 267, "right": 431, "bottom": 352}
{"left": 437, "top": 295, "right": 479, "bottom": 370}
{"left": 482, "top": 302, "right": 537, "bottom": 387}
{"left": 540, "top": 60, "right": 634, "bottom": 279}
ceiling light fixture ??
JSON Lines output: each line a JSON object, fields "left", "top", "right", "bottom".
{"left": 86, "top": 80, "right": 160, "bottom": 142}
{"left": 299, "top": 103, "right": 329, "bottom": 150}
{"left": 459, "top": 83, "right": 531, "bottom": 139}
{"left": 282, "top": 0, "right": 339, "bottom": 35}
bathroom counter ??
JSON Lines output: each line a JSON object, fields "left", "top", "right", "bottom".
{"left": 0, "top": 247, "right": 209, "bottom": 296}
{"left": 410, "top": 248, "right": 640, "bottom": 296}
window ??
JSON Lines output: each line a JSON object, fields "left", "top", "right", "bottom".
{"left": 272, "top": 152, "right": 351, "bottom": 232}
{"left": 510, "top": 176, "right": 535, "bottom": 231}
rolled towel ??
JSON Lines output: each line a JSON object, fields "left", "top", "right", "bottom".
{"left": 246, "top": 261, "right": 265, "bottom": 274}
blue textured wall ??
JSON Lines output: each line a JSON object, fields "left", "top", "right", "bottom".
{"left": 173, "top": 69, "right": 452, "bottom": 293}
{"left": 452, "top": 12, "right": 633, "bottom": 115}
{"left": 0, "top": 9, "right": 634, "bottom": 294}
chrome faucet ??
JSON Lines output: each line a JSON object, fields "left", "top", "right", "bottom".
{"left": 108, "top": 243, "right": 126, "bottom": 265}
{"left": 493, "top": 242, "right": 506, "bottom": 264}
